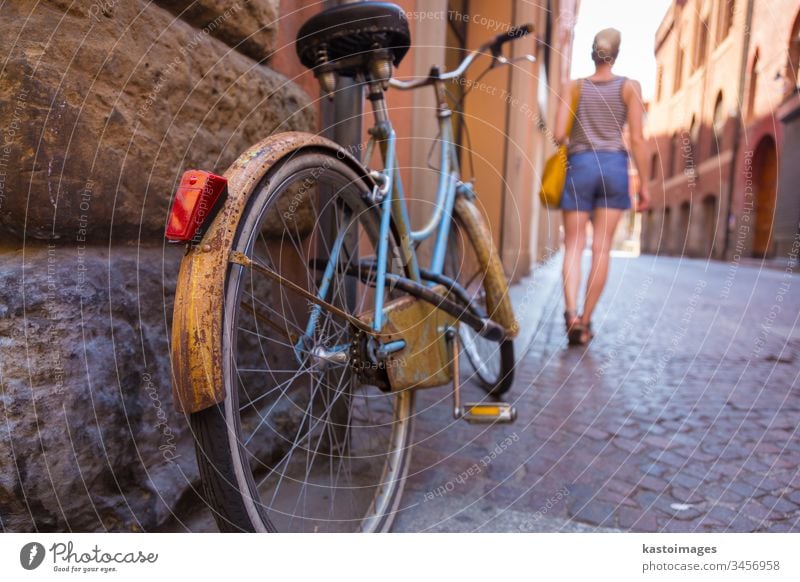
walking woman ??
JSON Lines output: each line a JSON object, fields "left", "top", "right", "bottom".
{"left": 554, "top": 28, "right": 650, "bottom": 345}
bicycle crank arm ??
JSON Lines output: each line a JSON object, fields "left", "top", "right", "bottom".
{"left": 447, "top": 328, "right": 516, "bottom": 424}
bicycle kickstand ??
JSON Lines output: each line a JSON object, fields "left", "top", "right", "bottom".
{"left": 446, "top": 327, "right": 517, "bottom": 424}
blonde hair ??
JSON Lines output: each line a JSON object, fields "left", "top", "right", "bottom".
{"left": 592, "top": 28, "right": 621, "bottom": 65}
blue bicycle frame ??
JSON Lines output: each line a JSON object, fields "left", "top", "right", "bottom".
{"left": 300, "top": 78, "right": 466, "bottom": 353}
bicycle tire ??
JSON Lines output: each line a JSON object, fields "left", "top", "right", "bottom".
{"left": 445, "top": 199, "right": 516, "bottom": 397}
{"left": 188, "top": 148, "right": 415, "bottom": 532}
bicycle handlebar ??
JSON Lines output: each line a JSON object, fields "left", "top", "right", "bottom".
{"left": 488, "top": 23, "right": 534, "bottom": 56}
{"left": 388, "top": 23, "right": 534, "bottom": 91}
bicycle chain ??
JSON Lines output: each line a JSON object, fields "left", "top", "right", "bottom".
{"left": 349, "top": 326, "right": 364, "bottom": 372}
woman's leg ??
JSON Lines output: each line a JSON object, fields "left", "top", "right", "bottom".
{"left": 582, "top": 207, "right": 624, "bottom": 325}
{"left": 562, "top": 210, "right": 590, "bottom": 314}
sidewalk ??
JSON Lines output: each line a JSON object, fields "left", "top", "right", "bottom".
{"left": 391, "top": 254, "right": 622, "bottom": 532}
{"left": 393, "top": 252, "right": 800, "bottom": 532}
{"left": 507, "top": 253, "right": 564, "bottom": 363}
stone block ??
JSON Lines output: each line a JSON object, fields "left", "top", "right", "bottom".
{"left": 0, "top": 244, "right": 191, "bottom": 531}
{"left": 0, "top": 0, "right": 314, "bottom": 243}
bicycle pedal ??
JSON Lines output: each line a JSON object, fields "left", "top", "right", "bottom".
{"left": 461, "top": 402, "right": 517, "bottom": 424}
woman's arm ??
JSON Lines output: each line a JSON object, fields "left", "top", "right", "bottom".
{"left": 554, "top": 79, "right": 576, "bottom": 145}
{"left": 624, "top": 79, "right": 650, "bottom": 211}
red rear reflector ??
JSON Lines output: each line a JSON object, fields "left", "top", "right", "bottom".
{"left": 166, "top": 170, "right": 227, "bottom": 242}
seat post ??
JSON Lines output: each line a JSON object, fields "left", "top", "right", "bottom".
{"left": 367, "top": 82, "right": 390, "bottom": 130}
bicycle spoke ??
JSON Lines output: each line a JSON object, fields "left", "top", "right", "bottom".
{"left": 260, "top": 360, "right": 351, "bottom": 497}
{"left": 288, "top": 369, "right": 352, "bottom": 527}
{"left": 241, "top": 357, "right": 320, "bottom": 447}
{"left": 243, "top": 288, "right": 305, "bottom": 336}
{"left": 236, "top": 326, "right": 297, "bottom": 352}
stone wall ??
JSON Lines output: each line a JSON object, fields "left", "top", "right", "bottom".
{"left": 0, "top": 0, "right": 315, "bottom": 531}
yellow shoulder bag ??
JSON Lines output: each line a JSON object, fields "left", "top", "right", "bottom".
{"left": 539, "top": 80, "right": 583, "bottom": 208}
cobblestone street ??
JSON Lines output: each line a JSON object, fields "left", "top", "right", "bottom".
{"left": 393, "top": 253, "right": 800, "bottom": 532}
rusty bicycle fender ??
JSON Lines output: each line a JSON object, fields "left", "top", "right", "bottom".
{"left": 453, "top": 195, "right": 520, "bottom": 339}
{"left": 170, "top": 132, "right": 376, "bottom": 414}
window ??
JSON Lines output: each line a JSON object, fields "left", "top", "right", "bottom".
{"left": 711, "top": 92, "right": 724, "bottom": 157}
{"left": 747, "top": 52, "right": 759, "bottom": 121}
{"left": 686, "top": 116, "right": 698, "bottom": 171}
{"left": 655, "top": 65, "right": 663, "bottom": 101}
{"left": 695, "top": 20, "right": 709, "bottom": 70}
{"left": 718, "top": 0, "right": 735, "bottom": 43}
{"left": 674, "top": 48, "right": 684, "bottom": 92}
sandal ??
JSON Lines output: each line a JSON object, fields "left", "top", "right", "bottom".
{"left": 579, "top": 318, "right": 594, "bottom": 344}
{"left": 564, "top": 310, "right": 585, "bottom": 345}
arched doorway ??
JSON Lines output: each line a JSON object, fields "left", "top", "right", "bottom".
{"left": 679, "top": 201, "right": 691, "bottom": 255}
{"left": 711, "top": 92, "right": 724, "bottom": 158}
{"left": 701, "top": 194, "right": 718, "bottom": 257}
{"left": 753, "top": 135, "right": 778, "bottom": 258}
{"left": 644, "top": 209, "right": 655, "bottom": 253}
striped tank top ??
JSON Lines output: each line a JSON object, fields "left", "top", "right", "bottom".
{"left": 569, "top": 76, "right": 628, "bottom": 154}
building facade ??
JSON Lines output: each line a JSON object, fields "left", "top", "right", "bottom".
{"left": 642, "top": 0, "right": 800, "bottom": 260}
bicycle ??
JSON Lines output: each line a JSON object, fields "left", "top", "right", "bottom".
{"left": 166, "top": 2, "right": 532, "bottom": 533}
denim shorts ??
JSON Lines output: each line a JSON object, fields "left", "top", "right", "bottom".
{"left": 560, "top": 151, "right": 631, "bottom": 212}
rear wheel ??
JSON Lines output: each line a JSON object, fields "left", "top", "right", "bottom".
{"left": 445, "top": 208, "right": 515, "bottom": 396}
{"left": 189, "top": 150, "right": 414, "bottom": 532}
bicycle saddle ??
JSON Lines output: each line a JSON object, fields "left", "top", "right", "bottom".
{"left": 295, "top": 2, "right": 411, "bottom": 78}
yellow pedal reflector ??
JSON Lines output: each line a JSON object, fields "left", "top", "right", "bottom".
{"left": 462, "top": 402, "right": 516, "bottom": 424}
{"left": 470, "top": 405, "right": 501, "bottom": 416}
